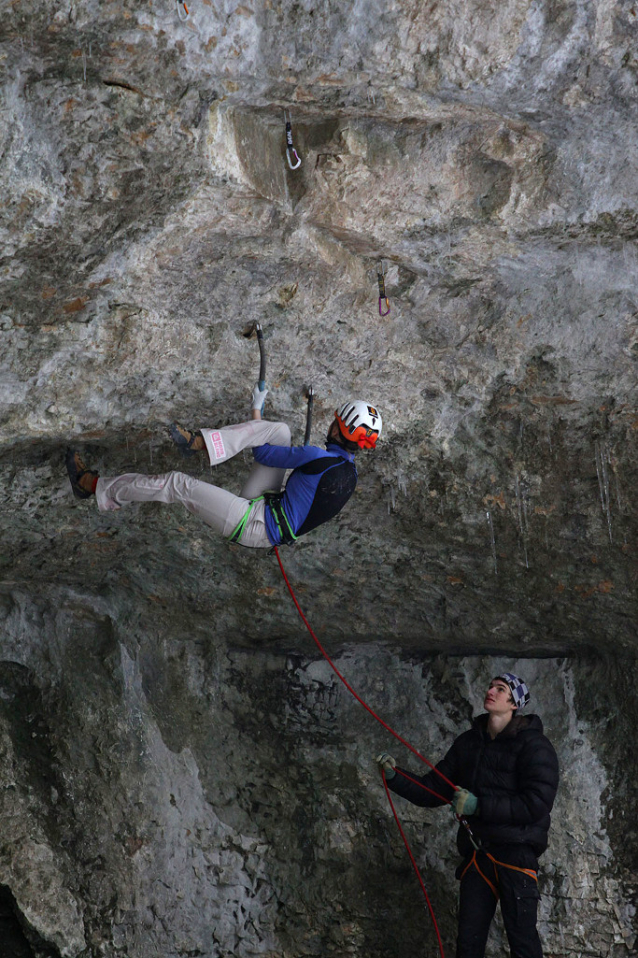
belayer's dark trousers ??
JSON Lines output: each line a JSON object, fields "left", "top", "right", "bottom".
{"left": 456, "top": 849, "right": 543, "bottom": 958}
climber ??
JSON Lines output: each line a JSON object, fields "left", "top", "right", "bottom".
{"left": 65, "top": 386, "right": 382, "bottom": 549}
{"left": 375, "top": 673, "right": 559, "bottom": 958}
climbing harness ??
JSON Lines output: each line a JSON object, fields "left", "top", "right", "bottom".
{"left": 459, "top": 849, "right": 538, "bottom": 900}
{"left": 176, "top": 0, "right": 190, "bottom": 20}
{"left": 284, "top": 110, "right": 302, "bottom": 170}
{"left": 228, "top": 493, "right": 297, "bottom": 548}
{"left": 265, "top": 492, "right": 297, "bottom": 545}
{"left": 377, "top": 261, "right": 391, "bottom": 317}
{"left": 227, "top": 496, "right": 264, "bottom": 544}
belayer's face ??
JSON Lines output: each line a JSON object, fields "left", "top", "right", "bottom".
{"left": 484, "top": 679, "right": 516, "bottom": 716}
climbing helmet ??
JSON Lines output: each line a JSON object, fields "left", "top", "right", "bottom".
{"left": 335, "top": 401, "right": 382, "bottom": 449}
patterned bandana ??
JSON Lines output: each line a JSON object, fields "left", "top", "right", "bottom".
{"left": 496, "top": 672, "right": 530, "bottom": 710}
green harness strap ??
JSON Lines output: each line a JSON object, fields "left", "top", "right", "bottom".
{"left": 227, "top": 496, "right": 265, "bottom": 544}
{"left": 265, "top": 492, "right": 298, "bottom": 546}
{"left": 228, "top": 493, "right": 298, "bottom": 546}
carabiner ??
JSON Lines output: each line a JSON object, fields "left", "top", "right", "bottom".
{"left": 456, "top": 812, "right": 481, "bottom": 851}
{"left": 377, "top": 261, "right": 391, "bottom": 317}
{"left": 176, "top": 0, "right": 190, "bottom": 21}
{"left": 284, "top": 110, "right": 302, "bottom": 170}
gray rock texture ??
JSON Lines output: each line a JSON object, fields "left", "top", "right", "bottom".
{"left": 1, "top": 0, "right": 638, "bottom": 955}
{"left": 1, "top": 596, "right": 637, "bottom": 958}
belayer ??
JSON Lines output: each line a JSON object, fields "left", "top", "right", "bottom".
{"left": 65, "top": 385, "right": 382, "bottom": 548}
{"left": 376, "top": 673, "right": 559, "bottom": 958}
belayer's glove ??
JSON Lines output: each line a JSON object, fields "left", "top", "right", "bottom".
{"left": 375, "top": 752, "right": 397, "bottom": 780}
{"left": 452, "top": 788, "right": 478, "bottom": 816}
{"left": 251, "top": 382, "right": 269, "bottom": 413}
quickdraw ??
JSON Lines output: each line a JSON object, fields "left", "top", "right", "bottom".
{"left": 176, "top": 0, "right": 190, "bottom": 20}
{"left": 377, "top": 261, "right": 391, "bottom": 316}
{"left": 284, "top": 110, "right": 302, "bottom": 170}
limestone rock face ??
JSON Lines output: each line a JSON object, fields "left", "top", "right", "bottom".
{"left": 1, "top": 0, "right": 638, "bottom": 956}
{"left": 1, "top": 597, "right": 637, "bottom": 958}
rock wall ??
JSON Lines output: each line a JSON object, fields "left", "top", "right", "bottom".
{"left": 0, "top": 590, "right": 636, "bottom": 957}
{"left": 1, "top": 0, "right": 637, "bottom": 648}
{"left": 2, "top": 0, "right": 638, "bottom": 955}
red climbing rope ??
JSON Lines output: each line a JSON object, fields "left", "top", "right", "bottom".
{"left": 274, "top": 546, "right": 459, "bottom": 958}
{"left": 383, "top": 772, "right": 446, "bottom": 958}
{"left": 273, "top": 546, "right": 458, "bottom": 791}
{"left": 394, "top": 767, "right": 451, "bottom": 804}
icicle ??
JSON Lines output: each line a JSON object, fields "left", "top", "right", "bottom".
{"left": 594, "top": 440, "right": 613, "bottom": 544}
{"left": 514, "top": 474, "right": 529, "bottom": 569}
{"left": 515, "top": 474, "right": 523, "bottom": 535}
{"left": 601, "top": 450, "right": 612, "bottom": 544}
{"left": 487, "top": 510, "right": 498, "bottom": 574}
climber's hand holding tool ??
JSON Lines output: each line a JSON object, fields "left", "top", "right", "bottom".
{"left": 251, "top": 382, "right": 269, "bottom": 416}
{"left": 375, "top": 752, "right": 397, "bottom": 780}
{"left": 452, "top": 788, "right": 479, "bottom": 816}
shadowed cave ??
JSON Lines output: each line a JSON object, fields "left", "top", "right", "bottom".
{"left": 1, "top": 0, "right": 638, "bottom": 956}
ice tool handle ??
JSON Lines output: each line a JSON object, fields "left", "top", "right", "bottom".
{"left": 304, "top": 385, "right": 314, "bottom": 446}
{"left": 254, "top": 322, "right": 267, "bottom": 414}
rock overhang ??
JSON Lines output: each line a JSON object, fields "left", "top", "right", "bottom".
{"left": 0, "top": 0, "right": 636, "bottom": 657}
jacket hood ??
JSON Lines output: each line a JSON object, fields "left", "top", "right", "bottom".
{"left": 473, "top": 712, "right": 545, "bottom": 738}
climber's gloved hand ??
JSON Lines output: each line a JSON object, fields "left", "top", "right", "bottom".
{"left": 452, "top": 788, "right": 479, "bottom": 816}
{"left": 251, "top": 382, "right": 269, "bottom": 413}
{"left": 375, "top": 752, "right": 397, "bottom": 780}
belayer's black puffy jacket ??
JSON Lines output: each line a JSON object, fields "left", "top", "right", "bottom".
{"left": 388, "top": 713, "right": 559, "bottom": 856}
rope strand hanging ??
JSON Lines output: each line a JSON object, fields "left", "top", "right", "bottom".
{"left": 274, "top": 545, "right": 451, "bottom": 958}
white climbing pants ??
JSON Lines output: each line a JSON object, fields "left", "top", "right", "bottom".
{"left": 95, "top": 419, "right": 291, "bottom": 548}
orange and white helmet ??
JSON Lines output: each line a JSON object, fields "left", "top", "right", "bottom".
{"left": 335, "top": 401, "right": 382, "bottom": 449}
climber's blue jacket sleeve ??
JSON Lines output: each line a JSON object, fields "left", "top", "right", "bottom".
{"left": 253, "top": 443, "right": 333, "bottom": 470}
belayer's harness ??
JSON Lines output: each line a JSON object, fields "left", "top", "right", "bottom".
{"left": 460, "top": 849, "right": 538, "bottom": 900}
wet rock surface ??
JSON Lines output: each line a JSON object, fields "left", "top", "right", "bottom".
{"left": 1, "top": 0, "right": 638, "bottom": 955}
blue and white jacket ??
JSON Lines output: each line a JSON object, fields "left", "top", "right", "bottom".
{"left": 252, "top": 441, "right": 358, "bottom": 545}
